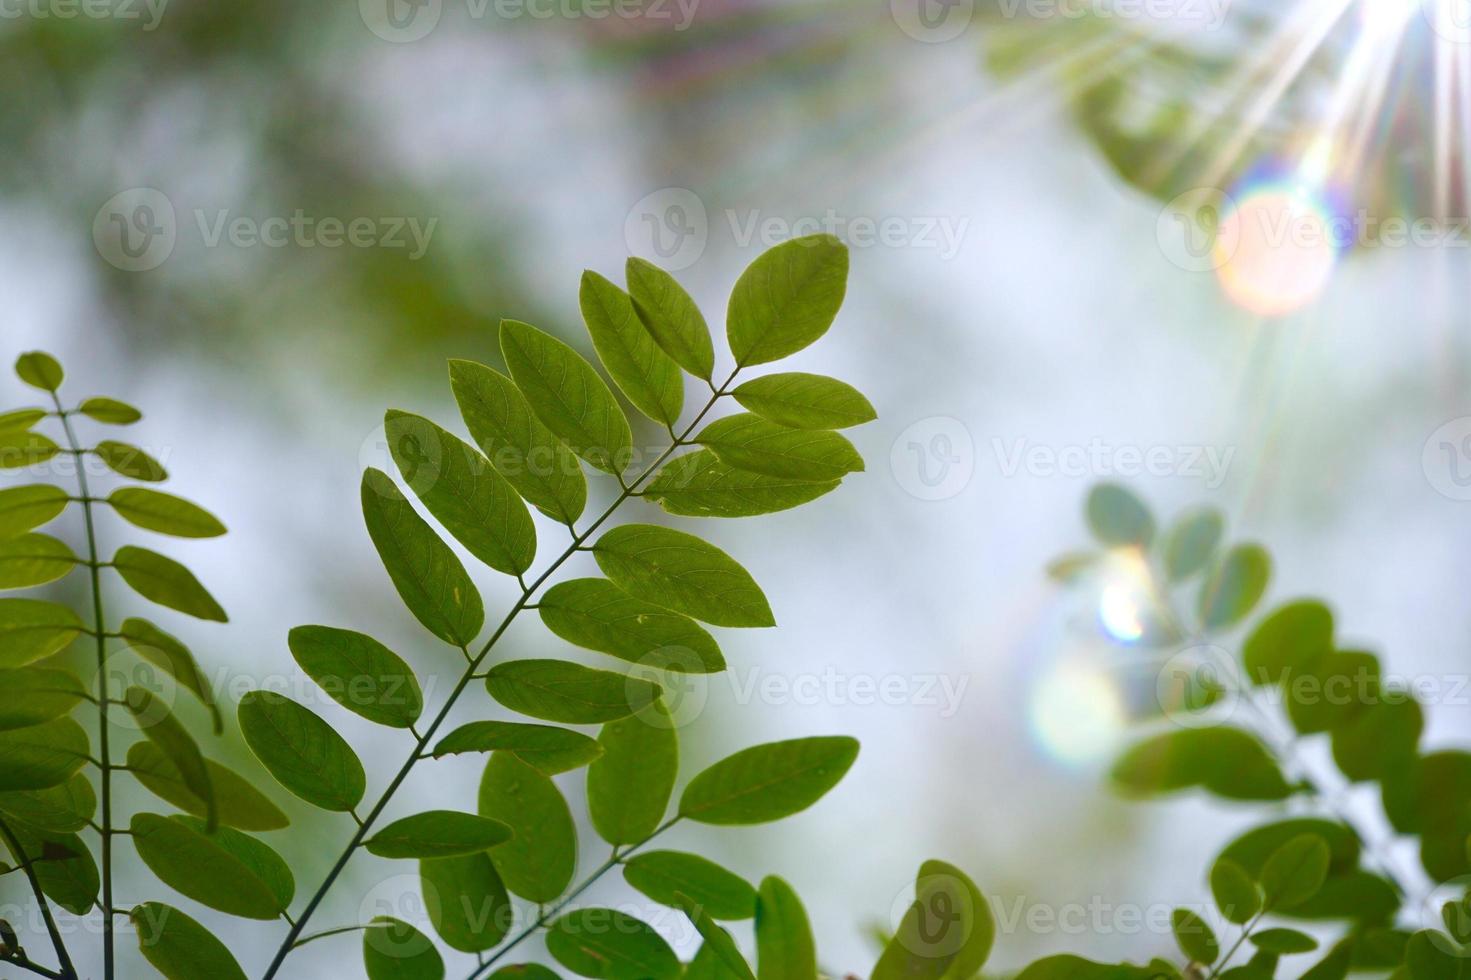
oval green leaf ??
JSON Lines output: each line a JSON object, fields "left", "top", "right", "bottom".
{"left": 0, "top": 599, "right": 83, "bottom": 668}
{"left": 1209, "top": 858, "right": 1260, "bottom": 925}
{"left": 93, "top": 440, "right": 167, "bottom": 481}
{"left": 540, "top": 578, "right": 724, "bottom": 674}
{"left": 731, "top": 373, "right": 875, "bottom": 430}
{"left": 366, "top": 810, "right": 513, "bottom": 859}
{"left": 1198, "top": 544, "right": 1272, "bottom": 631}
{"left": 112, "top": 545, "right": 228, "bottom": 622}
{"left": 0, "top": 667, "right": 86, "bottom": 730}
{"left": 108, "top": 488, "right": 226, "bottom": 538}
{"left": 593, "top": 524, "right": 773, "bottom": 628}
{"left": 364, "top": 916, "right": 445, "bottom": 980}
{"left": 238, "top": 690, "right": 365, "bottom": 812}
{"left": 727, "top": 235, "right": 849, "bottom": 367}
{"left": 546, "top": 908, "right": 680, "bottom": 980}
{"left": 1251, "top": 928, "right": 1318, "bottom": 954}
{"left": 1110, "top": 728, "right": 1292, "bottom": 802}
{"left": 1259, "top": 834, "right": 1331, "bottom": 911}
{"left": 1086, "top": 484, "right": 1154, "bottom": 548}
{"left": 1163, "top": 507, "right": 1224, "bottom": 581}
{"left": 0, "top": 717, "right": 89, "bottom": 790}
{"left": 0, "top": 533, "right": 76, "bottom": 589}
{"left": 697, "top": 414, "right": 862, "bottom": 482}
{"left": 478, "top": 751, "right": 576, "bottom": 902}
{"left": 431, "top": 721, "right": 602, "bottom": 774}
{"left": 1171, "top": 908, "right": 1219, "bottom": 965}
{"left": 484, "top": 659, "right": 660, "bottom": 725}
{"left": 0, "top": 774, "right": 96, "bottom": 833}
{"left": 420, "top": 852, "right": 511, "bottom": 952}
{"left": 623, "top": 851, "right": 757, "bottom": 921}
{"left": 871, "top": 860, "right": 994, "bottom": 980}
{"left": 582, "top": 270, "right": 684, "bottom": 426}
{"left": 130, "top": 813, "right": 284, "bottom": 919}
{"left": 0, "top": 485, "right": 69, "bottom": 539}
{"left": 127, "top": 741, "right": 289, "bottom": 832}
{"left": 15, "top": 352, "right": 63, "bottom": 391}
{"left": 0, "top": 430, "right": 60, "bottom": 469}
{"left": 79, "top": 396, "right": 142, "bottom": 425}
{"left": 131, "top": 902, "right": 247, "bottom": 980}
{"left": 755, "top": 876, "right": 817, "bottom": 980}
{"left": 644, "top": 450, "right": 840, "bottom": 519}
{"left": 679, "top": 736, "right": 859, "bottom": 825}
{"left": 288, "top": 625, "right": 424, "bottom": 729}
{"left": 589, "top": 702, "right": 677, "bottom": 845}
{"left": 626, "top": 257, "right": 714, "bottom": 381}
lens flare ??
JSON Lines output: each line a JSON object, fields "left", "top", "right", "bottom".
{"left": 1029, "top": 658, "right": 1127, "bottom": 767}
{"left": 1213, "top": 169, "right": 1347, "bottom": 316}
{"left": 1097, "top": 549, "right": 1154, "bottom": 644}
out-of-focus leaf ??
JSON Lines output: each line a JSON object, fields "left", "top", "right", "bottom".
{"left": 15, "top": 352, "right": 63, "bottom": 392}
{"left": 420, "top": 852, "right": 511, "bottom": 953}
{"left": 1085, "top": 484, "right": 1154, "bottom": 548}
{"left": 385, "top": 410, "right": 536, "bottom": 577}
{"left": 1331, "top": 695, "right": 1423, "bottom": 783}
{"left": 1259, "top": 834, "right": 1331, "bottom": 911}
{"left": 539, "top": 578, "right": 724, "bottom": 673}
{"left": 112, "top": 546, "right": 228, "bottom": 622}
{"left": 0, "top": 408, "right": 45, "bottom": 432}
{"left": 0, "top": 485, "right": 69, "bottom": 539}
{"left": 582, "top": 270, "right": 684, "bottom": 426}
{"left": 755, "top": 876, "right": 816, "bottom": 980}
{"left": 365, "top": 810, "right": 513, "bottom": 859}
{"left": 363, "top": 916, "right": 445, "bottom": 980}
{"left": 117, "top": 617, "right": 223, "bottom": 732}
{"left": 622, "top": 851, "right": 757, "bottom": 920}
{"left": 0, "top": 430, "right": 60, "bottom": 469}
{"left": 1216, "top": 819, "right": 1360, "bottom": 877}
{"left": 1251, "top": 929, "right": 1318, "bottom": 954}
{"left": 131, "top": 901, "right": 248, "bottom": 980}
{"left": 126, "top": 742, "right": 288, "bottom": 832}
{"left": 1209, "top": 858, "right": 1260, "bottom": 925}
{"left": 1013, "top": 956, "right": 1162, "bottom": 980}
{"left": 478, "top": 752, "right": 576, "bottom": 902}
{"left": 1110, "top": 728, "right": 1292, "bottom": 801}
{"left": 727, "top": 235, "right": 849, "bottom": 367}
{"left": 0, "top": 666, "right": 85, "bottom": 730}
{"left": 593, "top": 524, "right": 773, "bottom": 628}
{"left": 1171, "top": 908, "right": 1218, "bottom": 964}
{"left": 238, "top": 690, "right": 365, "bottom": 812}
{"left": 1242, "top": 600, "right": 1333, "bottom": 687}
{"left": 1198, "top": 544, "right": 1271, "bottom": 630}
{"left": 126, "top": 686, "right": 216, "bottom": 829}
{"left": 1405, "top": 930, "right": 1469, "bottom": 980}
{"left": 1286, "top": 650, "right": 1378, "bottom": 735}
{"left": 731, "top": 373, "right": 875, "bottom": 430}
{"left": 0, "top": 717, "right": 89, "bottom": 790}
{"left": 288, "top": 625, "right": 424, "bottom": 729}
{"left": 546, "top": 908, "right": 680, "bottom": 980}
{"left": 0, "top": 599, "right": 83, "bottom": 668}
{"left": 500, "top": 318, "right": 632, "bottom": 475}
{"left": 588, "top": 703, "right": 677, "bottom": 845}
{"left": 484, "top": 659, "right": 660, "bottom": 725}
{"left": 871, "top": 860, "right": 994, "bottom": 980}
{"left": 449, "top": 359, "right": 587, "bottom": 525}
{"left": 108, "top": 488, "right": 226, "bottom": 538}
{"left": 130, "top": 813, "right": 285, "bottom": 919}
{"left": 626, "top": 257, "right": 714, "bottom": 382}
{"left": 1162, "top": 507, "right": 1224, "bottom": 581}
{"left": 0, "top": 774, "right": 96, "bottom": 833}
{"left": 1298, "top": 943, "right": 1352, "bottom": 980}
{"left": 93, "top": 440, "right": 167, "bottom": 481}
{"left": 361, "top": 468, "right": 483, "bottom": 646}
{"left": 680, "top": 736, "right": 858, "bottom": 825}
{"left": 644, "top": 450, "right": 840, "bottom": 519}
{"left": 78, "top": 397, "right": 142, "bottom": 425}
{"left": 431, "top": 721, "right": 602, "bottom": 774}
{"left": 0, "top": 533, "right": 76, "bottom": 588}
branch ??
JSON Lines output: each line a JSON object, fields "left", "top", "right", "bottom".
{"left": 0, "top": 817, "right": 77, "bottom": 980}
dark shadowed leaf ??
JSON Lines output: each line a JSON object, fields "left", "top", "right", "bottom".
{"left": 1086, "top": 484, "right": 1154, "bottom": 548}
{"left": 131, "top": 902, "right": 247, "bottom": 980}
{"left": 540, "top": 578, "right": 724, "bottom": 673}
{"left": 366, "top": 810, "right": 513, "bottom": 859}
{"left": 385, "top": 410, "right": 536, "bottom": 577}
{"left": 0, "top": 774, "right": 96, "bottom": 833}
{"left": 1171, "top": 909, "right": 1218, "bottom": 964}
{"left": 1251, "top": 929, "right": 1318, "bottom": 954}
{"left": 478, "top": 752, "right": 576, "bottom": 902}
{"left": 0, "top": 599, "right": 83, "bottom": 668}
{"left": 1111, "top": 728, "right": 1291, "bottom": 801}
{"left": 680, "top": 736, "right": 858, "bottom": 825}
{"left": 727, "top": 235, "right": 849, "bottom": 367}
{"left": 1198, "top": 544, "right": 1271, "bottom": 631}
{"left": 15, "top": 352, "right": 63, "bottom": 391}
{"left": 4, "top": 827, "right": 97, "bottom": 914}
{"left": 593, "top": 524, "right": 773, "bottom": 628}
{"left": 238, "top": 690, "right": 365, "bottom": 812}
{"left": 484, "top": 659, "right": 660, "bottom": 724}
{"left": 112, "top": 546, "right": 228, "bottom": 622}
{"left": 449, "top": 359, "right": 587, "bottom": 525}
{"left": 500, "top": 318, "right": 633, "bottom": 475}
{"left": 108, "top": 488, "right": 226, "bottom": 538}
{"left": 755, "top": 876, "right": 816, "bottom": 980}
{"left": 0, "top": 717, "right": 89, "bottom": 790}
{"left": 93, "top": 440, "right": 167, "bottom": 481}
{"left": 588, "top": 703, "right": 677, "bottom": 845}
{"left": 582, "top": 270, "right": 684, "bottom": 426}
{"left": 623, "top": 851, "right": 757, "bottom": 921}
{"left": 731, "top": 373, "right": 875, "bottom": 430}
{"left": 547, "top": 908, "right": 680, "bottom": 980}
{"left": 127, "top": 741, "right": 289, "bottom": 831}
{"left": 697, "top": 414, "right": 862, "bottom": 482}
{"left": 1299, "top": 943, "right": 1352, "bottom": 980}
{"left": 130, "top": 813, "right": 285, "bottom": 919}
{"left": 1163, "top": 507, "right": 1224, "bottom": 581}
{"left": 364, "top": 916, "right": 445, "bottom": 980}
{"left": 431, "top": 721, "right": 602, "bottom": 774}
{"left": 117, "top": 617, "right": 222, "bottom": 732}
{"left": 420, "top": 852, "right": 511, "bottom": 952}
{"left": 288, "top": 625, "right": 424, "bottom": 728}
{"left": 871, "top": 860, "right": 994, "bottom": 980}
{"left": 0, "top": 533, "right": 76, "bottom": 589}
{"left": 1259, "top": 834, "right": 1331, "bottom": 911}
{"left": 0, "top": 485, "right": 69, "bottom": 539}
{"left": 626, "top": 257, "right": 714, "bottom": 382}
{"left": 644, "top": 450, "right": 840, "bottom": 519}
{"left": 0, "top": 666, "right": 85, "bottom": 730}
{"left": 79, "top": 397, "right": 142, "bottom": 425}
{"left": 126, "top": 686, "right": 216, "bottom": 829}
{"left": 362, "top": 468, "right": 483, "bottom": 646}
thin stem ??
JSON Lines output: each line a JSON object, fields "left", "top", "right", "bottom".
{"left": 463, "top": 818, "right": 679, "bottom": 980}
{"left": 261, "top": 378, "right": 736, "bottom": 979}
{"left": 1206, "top": 910, "right": 1263, "bottom": 980}
{"left": 0, "top": 817, "right": 77, "bottom": 980}
{"left": 53, "top": 393, "right": 111, "bottom": 980}
{"left": 2, "top": 956, "right": 67, "bottom": 980}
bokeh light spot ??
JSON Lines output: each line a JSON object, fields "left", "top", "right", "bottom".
{"left": 1029, "top": 659, "right": 1126, "bottom": 767}
{"left": 1213, "top": 182, "right": 1342, "bottom": 316}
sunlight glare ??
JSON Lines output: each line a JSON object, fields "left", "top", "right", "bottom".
{"left": 1029, "top": 659, "right": 1127, "bottom": 767}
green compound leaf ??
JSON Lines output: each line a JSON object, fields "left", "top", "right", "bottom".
{"left": 0, "top": 408, "right": 46, "bottom": 432}
{"left": 1162, "top": 507, "right": 1224, "bottom": 581}
{"left": 385, "top": 410, "right": 536, "bottom": 577}
{"left": 15, "top": 351, "right": 63, "bottom": 392}
{"left": 449, "top": 359, "right": 588, "bottom": 525}
{"left": 626, "top": 257, "right": 714, "bottom": 382}
{"left": 238, "top": 690, "right": 365, "bottom": 812}
{"left": 593, "top": 524, "right": 773, "bottom": 628}
{"left": 1085, "top": 483, "right": 1155, "bottom": 548}
{"left": 131, "top": 902, "right": 247, "bottom": 980}
{"left": 1111, "top": 727, "right": 1292, "bottom": 802}
{"left": 0, "top": 598, "right": 84, "bottom": 668}
{"left": 363, "top": 916, "right": 445, "bottom": 980}
{"left": 484, "top": 659, "right": 661, "bottom": 725}
{"left": 108, "top": 487, "right": 226, "bottom": 538}
{"left": 117, "top": 617, "right": 223, "bottom": 732}
{"left": 1242, "top": 600, "right": 1334, "bottom": 687}
{"left": 546, "top": 908, "right": 680, "bottom": 980}
{"left": 130, "top": 813, "right": 285, "bottom": 919}
{"left": 478, "top": 751, "right": 577, "bottom": 902}
{"left": 696, "top": 414, "right": 862, "bottom": 482}
{"left": 680, "top": 736, "right": 859, "bottom": 825}
{"left": 1251, "top": 928, "right": 1318, "bottom": 954}
{"left": 362, "top": 467, "right": 483, "bottom": 647}
{"left": 623, "top": 851, "right": 757, "bottom": 921}
{"left": 0, "top": 717, "right": 89, "bottom": 791}
{"left": 500, "top": 318, "right": 633, "bottom": 476}
{"left": 0, "top": 485, "right": 69, "bottom": 539}
{"left": 0, "top": 774, "right": 96, "bottom": 833}
{"left": 582, "top": 270, "right": 684, "bottom": 426}
{"left": 588, "top": 702, "right": 678, "bottom": 845}
{"left": 1209, "top": 858, "right": 1261, "bottom": 925}
{"left": 1171, "top": 908, "right": 1219, "bottom": 965}
{"left": 0, "top": 430, "right": 60, "bottom": 469}
{"left": 644, "top": 450, "right": 840, "bottom": 519}
{"left": 0, "top": 533, "right": 77, "bottom": 589}
{"left": 93, "top": 440, "right": 167, "bottom": 481}
{"left": 1259, "top": 834, "right": 1332, "bottom": 911}
{"left": 420, "top": 851, "right": 512, "bottom": 953}
{"left": 112, "top": 546, "right": 228, "bottom": 622}
{"left": 431, "top": 721, "right": 602, "bottom": 774}
{"left": 126, "top": 741, "right": 289, "bottom": 832}
{"left": 671, "top": 893, "right": 755, "bottom": 980}
{"left": 0, "top": 666, "right": 86, "bottom": 730}
{"left": 871, "top": 860, "right": 994, "bottom": 980}
{"left": 365, "top": 810, "right": 513, "bottom": 859}
{"left": 727, "top": 235, "right": 849, "bottom": 367}
{"left": 288, "top": 625, "right": 424, "bottom": 729}
{"left": 539, "top": 578, "right": 724, "bottom": 673}
{"left": 755, "top": 876, "right": 817, "bottom": 980}
{"left": 1198, "top": 544, "right": 1272, "bottom": 631}
{"left": 78, "top": 396, "right": 142, "bottom": 425}
{"left": 125, "top": 686, "right": 217, "bottom": 830}
{"left": 731, "top": 373, "right": 875, "bottom": 430}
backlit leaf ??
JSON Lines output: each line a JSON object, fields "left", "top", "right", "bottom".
{"left": 484, "top": 659, "right": 660, "bottom": 725}
{"left": 1171, "top": 909, "right": 1218, "bottom": 965}
{"left": 1111, "top": 728, "right": 1292, "bottom": 801}
{"left": 238, "top": 690, "right": 365, "bottom": 812}
{"left": 0, "top": 599, "right": 83, "bottom": 668}
{"left": 15, "top": 351, "right": 63, "bottom": 392}
{"left": 288, "top": 625, "right": 424, "bottom": 728}
{"left": 0, "top": 408, "right": 45, "bottom": 432}
{"left": 731, "top": 373, "right": 875, "bottom": 430}
{"left": 364, "top": 916, "right": 445, "bottom": 980}
{"left": 125, "top": 686, "right": 216, "bottom": 829}
{"left": 93, "top": 440, "right": 167, "bottom": 481}
{"left": 0, "top": 666, "right": 85, "bottom": 730}
{"left": 0, "top": 430, "right": 59, "bottom": 469}
{"left": 478, "top": 751, "right": 576, "bottom": 902}
{"left": 582, "top": 270, "right": 684, "bottom": 426}
{"left": 78, "top": 397, "right": 142, "bottom": 425}
{"left": 130, "top": 813, "right": 284, "bottom": 919}
{"left": 546, "top": 908, "right": 680, "bottom": 980}
{"left": 113, "top": 545, "right": 228, "bottom": 622}
{"left": 1330, "top": 695, "right": 1423, "bottom": 783}
{"left": 1086, "top": 483, "right": 1154, "bottom": 548}
{"left": 593, "top": 524, "right": 773, "bottom": 628}
{"left": 173, "top": 814, "right": 294, "bottom": 909}
{"left": 539, "top": 578, "right": 724, "bottom": 673}
{"left": 108, "top": 488, "right": 226, "bottom": 538}
{"left": 755, "top": 876, "right": 817, "bottom": 980}
{"left": 679, "top": 736, "right": 858, "bottom": 825}
{"left": 420, "top": 852, "right": 511, "bottom": 953}
{"left": 127, "top": 741, "right": 289, "bottom": 832}
{"left": 0, "top": 717, "right": 89, "bottom": 790}
{"left": 362, "top": 468, "right": 483, "bottom": 647}
{"left": 1242, "top": 600, "right": 1333, "bottom": 687}
{"left": 727, "top": 235, "right": 849, "bottom": 367}
{"left": 697, "top": 414, "right": 862, "bottom": 482}
{"left": 0, "top": 533, "right": 76, "bottom": 588}
{"left": 1259, "top": 834, "right": 1331, "bottom": 911}
{"left": 622, "top": 851, "right": 757, "bottom": 920}
{"left": 431, "top": 721, "right": 602, "bottom": 774}
{"left": 588, "top": 702, "right": 677, "bottom": 845}
{"left": 626, "top": 257, "right": 714, "bottom": 381}
{"left": 366, "top": 810, "right": 513, "bottom": 859}
{"left": 117, "top": 617, "right": 222, "bottom": 732}
{"left": 0, "top": 485, "right": 68, "bottom": 538}
{"left": 670, "top": 893, "right": 755, "bottom": 980}
{"left": 131, "top": 902, "right": 247, "bottom": 980}
{"left": 1163, "top": 507, "right": 1224, "bottom": 581}
{"left": 1209, "top": 858, "right": 1260, "bottom": 925}
{"left": 6, "top": 827, "right": 97, "bottom": 914}
{"left": 1198, "top": 544, "right": 1271, "bottom": 631}
{"left": 0, "top": 774, "right": 96, "bottom": 833}
{"left": 644, "top": 450, "right": 840, "bottom": 519}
